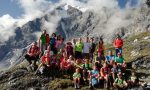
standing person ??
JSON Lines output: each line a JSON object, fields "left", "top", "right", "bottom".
{"left": 50, "top": 33, "right": 57, "bottom": 54}
{"left": 82, "top": 37, "right": 91, "bottom": 59}
{"left": 65, "top": 42, "right": 73, "bottom": 58}
{"left": 90, "top": 37, "right": 96, "bottom": 60}
{"left": 113, "top": 35, "right": 123, "bottom": 56}
{"left": 75, "top": 38, "right": 83, "bottom": 59}
{"left": 40, "top": 30, "right": 47, "bottom": 53}
{"left": 95, "top": 38, "right": 105, "bottom": 62}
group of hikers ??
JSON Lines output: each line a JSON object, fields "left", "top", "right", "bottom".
{"left": 25, "top": 30, "right": 141, "bottom": 89}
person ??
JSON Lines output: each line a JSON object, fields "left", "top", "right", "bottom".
{"left": 89, "top": 65, "right": 100, "bottom": 88}
{"left": 46, "top": 33, "right": 50, "bottom": 48}
{"left": 57, "top": 38, "right": 65, "bottom": 51}
{"left": 40, "top": 30, "right": 47, "bottom": 53}
{"left": 36, "top": 51, "right": 51, "bottom": 76}
{"left": 60, "top": 55, "right": 70, "bottom": 75}
{"left": 65, "top": 42, "right": 73, "bottom": 58}
{"left": 50, "top": 54, "right": 60, "bottom": 78}
{"left": 25, "top": 41, "right": 40, "bottom": 67}
{"left": 111, "top": 63, "right": 119, "bottom": 81}
{"left": 105, "top": 50, "right": 115, "bottom": 63}
{"left": 75, "top": 38, "right": 83, "bottom": 59}
{"left": 114, "top": 53, "right": 126, "bottom": 73}
{"left": 90, "top": 37, "right": 96, "bottom": 60}
{"left": 95, "top": 38, "right": 105, "bottom": 62}
{"left": 82, "top": 37, "right": 91, "bottom": 59}
{"left": 50, "top": 33, "right": 57, "bottom": 54}
{"left": 44, "top": 45, "right": 53, "bottom": 57}
{"left": 100, "top": 62, "right": 112, "bottom": 88}
{"left": 82, "top": 59, "right": 92, "bottom": 81}
{"left": 113, "top": 35, "right": 123, "bottom": 56}
{"left": 113, "top": 72, "right": 128, "bottom": 90}
{"left": 128, "top": 72, "right": 139, "bottom": 87}
{"left": 73, "top": 68, "right": 81, "bottom": 89}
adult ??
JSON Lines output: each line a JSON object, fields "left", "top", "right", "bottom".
{"left": 105, "top": 50, "right": 115, "bottom": 63}
{"left": 113, "top": 35, "right": 123, "bottom": 56}
{"left": 90, "top": 37, "right": 96, "bottom": 60}
{"left": 65, "top": 42, "right": 74, "bottom": 58}
{"left": 40, "top": 30, "right": 47, "bottom": 53}
{"left": 75, "top": 38, "right": 83, "bottom": 59}
{"left": 25, "top": 41, "right": 40, "bottom": 66}
{"left": 82, "top": 37, "right": 91, "bottom": 59}
{"left": 113, "top": 72, "right": 128, "bottom": 89}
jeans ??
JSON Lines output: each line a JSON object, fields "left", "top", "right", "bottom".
{"left": 115, "top": 48, "right": 122, "bottom": 56}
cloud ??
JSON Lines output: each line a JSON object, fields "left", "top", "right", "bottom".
{"left": 0, "top": 0, "right": 144, "bottom": 43}
{"left": 0, "top": 14, "right": 17, "bottom": 42}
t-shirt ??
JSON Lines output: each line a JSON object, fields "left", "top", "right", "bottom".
{"left": 91, "top": 70, "right": 99, "bottom": 77}
{"left": 75, "top": 42, "right": 83, "bottom": 52}
{"left": 111, "top": 67, "right": 118, "bottom": 73}
{"left": 40, "top": 34, "right": 46, "bottom": 45}
{"left": 82, "top": 63, "right": 92, "bottom": 70}
{"left": 83, "top": 42, "right": 90, "bottom": 53}
{"left": 73, "top": 72, "right": 81, "bottom": 78}
{"left": 115, "top": 57, "right": 124, "bottom": 64}
{"left": 106, "top": 55, "right": 115, "bottom": 61}
{"left": 44, "top": 50, "right": 53, "bottom": 56}
{"left": 115, "top": 78, "right": 126, "bottom": 85}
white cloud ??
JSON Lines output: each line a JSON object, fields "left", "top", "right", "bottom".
{"left": 0, "top": 0, "right": 143, "bottom": 43}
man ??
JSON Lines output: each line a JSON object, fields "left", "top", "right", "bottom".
{"left": 113, "top": 35, "right": 123, "bottom": 56}
{"left": 83, "top": 37, "right": 91, "bottom": 59}
{"left": 90, "top": 37, "right": 96, "bottom": 60}
{"left": 40, "top": 30, "right": 47, "bottom": 53}
{"left": 113, "top": 72, "right": 128, "bottom": 89}
{"left": 25, "top": 41, "right": 40, "bottom": 67}
{"left": 105, "top": 50, "right": 115, "bottom": 63}
{"left": 75, "top": 38, "right": 83, "bottom": 59}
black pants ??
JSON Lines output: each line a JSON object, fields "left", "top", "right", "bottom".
{"left": 75, "top": 51, "right": 82, "bottom": 59}
{"left": 25, "top": 54, "right": 39, "bottom": 65}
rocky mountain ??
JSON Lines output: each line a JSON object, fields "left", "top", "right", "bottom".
{"left": 0, "top": 0, "right": 149, "bottom": 69}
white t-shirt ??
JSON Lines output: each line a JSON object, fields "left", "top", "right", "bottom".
{"left": 83, "top": 42, "right": 90, "bottom": 53}
{"left": 44, "top": 50, "right": 54, "bottom": 56}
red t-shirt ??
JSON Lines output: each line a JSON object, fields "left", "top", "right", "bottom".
{"left": 41, "top": 56, "right": 50, "bottom": 64}
{"left": 113, "top": 39, "right": 123, "bottom": 48}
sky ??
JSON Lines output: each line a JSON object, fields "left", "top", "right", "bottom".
{"left": 0, "top": 0, "right": 139, "bottom": 18}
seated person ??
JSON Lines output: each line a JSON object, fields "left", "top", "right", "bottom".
{"left": 100, "top": 62, "right": 112, "bottom": 88}
{"left": 128, "top": 72, "right": 139, "bottom": 87}
{"left": 36, "top": 52, "right": 50, "bottom": 76}
{"left": 25, "top": 41, "right": 40, "bottom": 66}
{"left": 113, "top": 72, "right": 128, "bottom": 89}
{"left": 89, "top": 65, "right": 100, "bottom": 88}
{"left": 44, "top": 45, "right": 53, "bottom": 57}
{"left": 82, "top": 59, "right": 92, "bottom": 81}
{"left": 73, "top": 68, "right": 81, "bottom": 89}
{"left": 114, "top": 53, "right": 126, "bottom": 72}
{"left": 111, "top": 63, "right": 119, "bottom": 81}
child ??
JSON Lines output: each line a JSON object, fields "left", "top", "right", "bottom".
{"left": 73, "top": 68, "right": 81, "bottom": 89}
{"left": 89, "top": 65, "right": 100, "bottom": 88}
{"left": 82, "top": 59, "right": 92, "bottom": 81}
